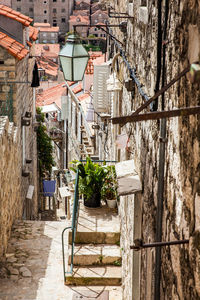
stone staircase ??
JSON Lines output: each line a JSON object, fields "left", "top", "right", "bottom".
{"left": 79, "top": 125, "right": 95, "bottom": 158}
{"left": 66, "top": 201, "right": 122, "bottom": 297}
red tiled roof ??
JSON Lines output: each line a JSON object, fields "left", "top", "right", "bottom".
{"left": 36, "top": 83, "right": 66, "bottom": 108}
{"left": 0, "top": 5, "right": 32, "bottom": 26}
{"left": 35, "top": 44, "right": 60, "bottom": 57}
{"left": 37, "top": 60, "right": 58, "bottom": 77}
{"left": 78, "top": 92, "right": 90, "bottom": 101}
{"left": 0, "top": 32, "right": 29, "bottom": 60}
{"left": 29, "top": 26, "right": 39, "bottom": 41}
{"left": 92, "top": 10, "right": 108, "bottom": 16}
{"left": 69, "top": 15, "right": 89, "bottom": 23}
{"left": 72, "top": 82, "right": 83, "bottom": 94}
{"left": 34, "top": 22, "right": 51, "bottom": 28}
{"left": 39, "top": 27, "right": 59, "bottom": 32}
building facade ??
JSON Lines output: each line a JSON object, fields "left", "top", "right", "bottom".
{"left": 10, "top": 0, "right": 74, "bottom": 34}
{"left": 94, "top": 0, "right": 200, "bottom": 299}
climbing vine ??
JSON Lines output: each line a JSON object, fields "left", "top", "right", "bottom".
{"left": 36, "top": 107, "right": 55, "bottom": 177}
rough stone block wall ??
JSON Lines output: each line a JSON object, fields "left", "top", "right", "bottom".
{"left": 0, "top": 116, "right": 22, "bottom": 258}
{"left": 105, "top": 0, "right": 200, "bottom": 299}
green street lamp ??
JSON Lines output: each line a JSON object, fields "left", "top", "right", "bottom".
{"left": 59, "top": 33, "right": 89, "bottom": 82}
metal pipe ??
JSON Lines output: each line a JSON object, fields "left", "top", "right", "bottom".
{"left": 111, "top": 106, "right": 200, "bottom": 124}
{"left": 154, "top": 1, "right": 169, "bottom": 299}
{"left": 130, "top": 239, "right": 189, "bottom": 250}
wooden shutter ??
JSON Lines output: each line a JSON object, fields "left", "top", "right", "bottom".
{"left": 93, "top": 64, "right": 109, "bottom": 113}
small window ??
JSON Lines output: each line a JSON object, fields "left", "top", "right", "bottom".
{"left": 61, "top": 8, "right": 65, "bottom": 12}
{"left": 29, "top": 7, "right": 33, "bottom": 12}
{"left": 43, "top": 33, "right": 47, "bottom": 37}
{"left": 44, "top": 10, "right": 47, "bottom": 14}
{"left": 17, "top": 0, "right": 21, "bottom": 1}
{"left": 53, "top": 8, "right": 57, "bottom": 13}
{"left": 61, "top": 18, "right": 65, "bottom": 23}
{"left": 29, "top": 0, "right": 33, "bottom": 2}
{"left": 44, "top": 0, "right": 47, "bottom": 3}
{"left": 53, "top": 19, "right": 57, "bottom": 26}
{"left": 62, "top": 0, "right": 65, "bottom": 2}
{"left": 44, "top": 19, "right": 47, "bottom": 23}
{"left": 53, "top": 0, "right": 57, "bottom": 2}
{"left": 17, "top": 7, "right": 21, "bottom": 11}
{"left": 51, "top": 33, "right": 55, "bottom": 37}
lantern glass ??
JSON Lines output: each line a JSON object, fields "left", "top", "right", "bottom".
{"left": 59, "top": 34, "right": 89, "bottom": 82}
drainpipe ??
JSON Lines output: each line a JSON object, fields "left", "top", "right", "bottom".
{"left": 154, "top": 0, "right": 169, "bottom": 299}
{"left": 152, "top": 0, "right": 162, "bottom": 112}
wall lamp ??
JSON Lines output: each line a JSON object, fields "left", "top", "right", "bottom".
{"left": 58, "top": 24, "right": 126, "bottom": 82}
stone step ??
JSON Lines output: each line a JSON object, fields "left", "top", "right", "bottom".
{"left": 65, "top": 266, "right": 121, "bottom": 286}
{"left": 68, "top": 244, "right": 121, "bottom": 266}
{"left": 69, "top": 232, "right": 120, "bottom": 245}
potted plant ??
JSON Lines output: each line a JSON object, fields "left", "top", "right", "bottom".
{"left": 70, "top": 157, "right": 107, "bottom": 208}
{"left": 101, "top": 165, "right": 118, "bottom": 208}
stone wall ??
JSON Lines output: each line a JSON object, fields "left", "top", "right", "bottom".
{"left": 104, "top": 0, "right": 200, "bottom": 299}
{"left": 0, "top": 116, "right": 21, "bottom": 257}
{"left": 0, "top": 46, "right": 38, "bottom": 260}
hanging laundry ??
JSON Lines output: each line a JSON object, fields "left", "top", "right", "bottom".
{"left": 43, "top": 180, "right": 56, "bottom": 197}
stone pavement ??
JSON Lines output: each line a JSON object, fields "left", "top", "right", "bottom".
{"left": 0, "top": 214, "right": 122, "bottom": 299}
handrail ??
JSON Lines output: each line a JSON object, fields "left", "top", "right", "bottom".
{"left": 61, "top": 169, "right": 79, "bottom": 281}
{"left": 61, "top": 159, "right": 117, "bottom": 282}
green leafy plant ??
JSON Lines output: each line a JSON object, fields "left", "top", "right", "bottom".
{"left": 70, "top": 157, "right": 107, "bottom": 207}
{"left": 101, "top": 165, "right": 118, "bottom": 200}
{"left": 36, "top": 107, "right": 55, "bottom": 177}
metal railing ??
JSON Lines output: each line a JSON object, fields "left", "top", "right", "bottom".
{"left": 61, "top": 159, "right": 117, "bottom": 282}
{"left": 61, "top": 169, "right": 79, "bottom": 281}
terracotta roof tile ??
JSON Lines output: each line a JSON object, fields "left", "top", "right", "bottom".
{"left": 0, "top": 32, "right": 29, "bottom": 60}
{"left": 72, "top": 83, "right": 82, "bottom": 94}
{"left": 69, "top": 15, "right": 89, "bottom": 23}
{"left": 35, "top": 44, "right": 60, "bottom": 57}
{"left": 0, "top": 5, "right": 32, "bottom": 26}
{"left": 29, "top": 26, "right": 39, "bottom": 41}
{"left": 78, "top": 93, "right": 90, "bottom": 101}
{"left": 36, "top": 83, "right": 66, "bottom": 108}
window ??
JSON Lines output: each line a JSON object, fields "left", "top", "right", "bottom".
{"left": 29, "top": 7, "right": 33, "bottom": 12}
{"left": 61, "top": 18, "right": 65, "bottom": 23}
{"left": 29, "top": 0, "right": 33, "bottom": 2}
{"left": 44, "top": 10, "right": 47, "bottom": 14}
{"left": 62, "top": 0, "right": 65, "bottom": 2}
{"left": 51, "top": 33, "right": 55, "bottom": 37}
{"left": 17, "top": 0, "right": 21, "bottom": 2}
{"left": 61, "top": 8, "right": 65, "bottom": 12}
{"left": 53, "top": 8, "right": 57, "bottom": 13}
{"left": 17, "top": 7, "right": 21, "bottom": 11}
{"left": 44, "top": 0, "right": 47, "bottom": 3}
{"left": 53, "top": 0, "right": 57, "bottom": 2}
{"left": 44, "top": 19, "right": 47, "bottom": 23}
{"left": 43, "top": 33, "right": 47, "bottom": 37}
{"left": 53, "top": 19, "right": 57, "bottom": 26}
